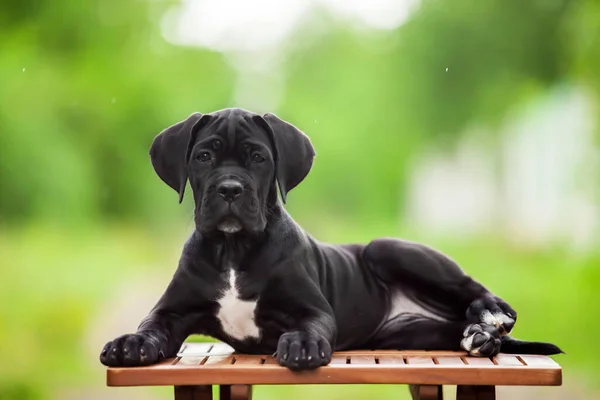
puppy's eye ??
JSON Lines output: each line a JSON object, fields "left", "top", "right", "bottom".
{"left": 197, "top": 152, "right": 212, "bottom": 162}
{"left": 211, "top": 140, "right": 221, "bottom": 151}
{"left": 252, "top": 153, "right": 265, "bottom": 163}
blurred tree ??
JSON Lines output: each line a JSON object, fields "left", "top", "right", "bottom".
{"left": 0, "top": 0, "right": 598, "bottom": 229}
{"left": 276, "top": 0, "right": 597, "bottom": 228}
{"left": 0, "top": 0, "right": 234, "bottom": 227}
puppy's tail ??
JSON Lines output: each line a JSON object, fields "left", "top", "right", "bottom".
{"left": 500, "top": 336, "right": 563, "bottom": 355}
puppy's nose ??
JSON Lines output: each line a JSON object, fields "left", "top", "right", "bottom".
{"left": 216, "top": 180, "right": 243, "bottom": 202}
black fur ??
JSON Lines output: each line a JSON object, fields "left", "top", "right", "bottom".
{"left": 100, "top": 108, "right": 562, "bottom": 370}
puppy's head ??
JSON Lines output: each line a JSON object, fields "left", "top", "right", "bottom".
{"left": 150, "top": 108, "right": 315, "bottom": 235}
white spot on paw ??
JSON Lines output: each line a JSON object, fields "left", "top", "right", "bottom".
{"left": 461, "top": 326, "right": 493, "bottom": 356}
{"left": 480, "top": 310, "right": 497, "bottom": 325}
{"left": 461, "top": 333, "right": 475, "bottom": 352}
{"left": 494, "top": 312, "right": 513, "bottom": 325}
{"left": 480, "top": 310, "right": 514, "bottom": 334}
{"left": 463, "top": 325, "right": 473, "bottom": 338}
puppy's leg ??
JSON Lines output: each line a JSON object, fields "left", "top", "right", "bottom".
{"left": 274, "top": 288, "right": 337, "bottom": 370}
{"left": 100, "top": 271, "right": 202, "bottom": 367}
{"left": 466, "top": 295, "right": 516, "bottom": 335}
{"left": 364, "top": 238, "right": 516, "bottom": 334}
{"left": 100, "top": 310, "right": 191, "bottom": 367}
{"left": 276, "top": 329, "right": 332, "bottom": 370}
{"left": 460, "top": 323, "right": 502, "bottom": 356}
{"left": 369, "top": 316, "right": 502, "bottom": 357}
{"left": 275, "top": 312, "right": 337, "bottom": 370}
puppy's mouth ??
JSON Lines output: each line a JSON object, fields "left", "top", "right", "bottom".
{"left": 217, "top": 217, "right": 243, "bottom": 234}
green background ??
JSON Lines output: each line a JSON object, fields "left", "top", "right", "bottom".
{"left": 1, "top": 0, "right": 599, "bottom": 399}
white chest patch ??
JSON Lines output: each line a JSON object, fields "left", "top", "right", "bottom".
{"left": 387, "top": 290, "right": 448, "bottom": 322}
{"left": 216, "top": 269, "right": 261, "bottom": 341}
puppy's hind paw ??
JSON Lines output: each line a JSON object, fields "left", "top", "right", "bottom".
{"left": 461, "top": 323, "right": 501, "bottom": 357}
{"left": 467, "top": 296, "right": 516, "bottom": 336}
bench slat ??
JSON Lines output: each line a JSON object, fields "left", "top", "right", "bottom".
{"left": 377, "top": 355, "right": 405, "bottom": 365}
{"left": 263, "top": 356, "right": 278, "bottom": 365}
{"left": 340, "top": 350, "right": 467, "bottom": 356}
{"left": 233, "top": 355, "right": 265, "bottom": 365}
{"left": 176, "top": 356, "right": 207, "bottom": 366}
{"left": 435, "top": 356, "right": 465, "bottom": 366}
{"left": 349, "top": 355, "right": 376, "bottom": 365}
{"left": 493, "top": 354, "right": 525, "bottom": 367}
{"left": 203, "top": 355, "right": 235, "bottom": 366}
{"left": 464, "top": 357, "right": 495, "bottom": 367}
{"left": 519, "top": 355, "right": 560, "bottom": 368}
{"left": 329, "top": 355, "right": 349, "bottom": 364}
{"left": 406, "top": 356, "right": 435, "bottom": 365}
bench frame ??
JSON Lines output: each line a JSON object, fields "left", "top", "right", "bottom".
{"left": 106, "top": 342, "right": 562, "bottom": 400}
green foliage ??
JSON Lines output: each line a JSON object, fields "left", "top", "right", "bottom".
{"left": 0, "top": 0, "right": 234, "bottom": 226}
{"left": 273, "top": 0, "right": 600, "bottom": 223}
{"left": 1, "top": 0, "right": 599, "bottom": 227}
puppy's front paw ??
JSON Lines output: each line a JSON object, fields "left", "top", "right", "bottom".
{"left": 461, "top": 323, "right": 501, "bottom": 357}
{"left": 275, "top": 331, "right": 332, "bottom": 370}
{"left": 467, "top": 296, "right": 516, "bottom": 335}
{"left": 100, "top": 332, "right": 166, "bottom": 367}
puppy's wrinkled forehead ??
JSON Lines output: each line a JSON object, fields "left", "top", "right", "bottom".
{"left": 200, "top": 109, "right": 271, "bottom": 149}
{"left": 150, "top": 107, "right": 314, "bottom": 204}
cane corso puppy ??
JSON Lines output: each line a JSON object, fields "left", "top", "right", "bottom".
{"left": 100, "top": 108, "right": 561, "bottom": 370}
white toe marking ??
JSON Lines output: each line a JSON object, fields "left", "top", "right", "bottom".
{"left": 216, "top": 269, "right": 261, "bottom": 341}
{"left": 461, "top": 328, "right": 493, "bottom": 355}
{"left": 463, "top": 325, "right": 472, "bottom": 338}
{"left": 461, "top": 334, "right": 474, "bottom": 352}
{"left": 493, "top": 312, "right": 513, "bottom": 325}
{"left": 480, "top": 310, "right": 497, "bottom": 326}
{"left": 480, "top": 310, "right": 514, "bottom": 334}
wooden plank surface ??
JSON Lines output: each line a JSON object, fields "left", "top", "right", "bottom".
{"left": 406, "top": 356, "right": 436, "bottom": 365}
{"left": 107, "top": 342, "right": 561, "bottom": 387}
{"left": 493, "top": 354, "right": 525, "bottom": 367}
{"left": 435, "top": 356, "right": 465, "bottom": 366}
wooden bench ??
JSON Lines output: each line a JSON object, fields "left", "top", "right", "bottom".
{"left": 106, "top": 342, "right": 562, "bottom": 400}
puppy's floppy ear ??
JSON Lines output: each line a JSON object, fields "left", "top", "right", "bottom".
{"left": 262, "top": 113, "right": 316, "bottom": 203}
{"left": 149, "top": 113, "right": 211, "bottom": 203}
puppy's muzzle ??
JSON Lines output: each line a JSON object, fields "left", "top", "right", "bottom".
{"left": 216, "top": 179, "right": 243, "bottom": 203}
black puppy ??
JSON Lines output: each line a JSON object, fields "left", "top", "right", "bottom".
{"left": 100, "top": 108, "right": 561, "bottom": 370}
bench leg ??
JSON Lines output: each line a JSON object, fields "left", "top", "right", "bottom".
{"left": 174, "top": 385, "right": 213, "bottom": 400}
{"left": 220, "top": 385, "right": 253, "bottom": 400}
{"left": 409, "top": 384, "right": 443, "bottom": 399}
{"left": 456, "top": 385, "right": 495, "bottom": 400}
